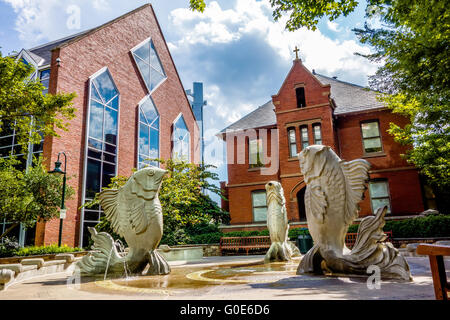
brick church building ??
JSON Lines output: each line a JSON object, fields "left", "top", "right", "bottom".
{"left": 219, "top": 55, "right": 428, "bottom": 232}
{"left": 1, "top": 4, "right": 199, "bottom": 247}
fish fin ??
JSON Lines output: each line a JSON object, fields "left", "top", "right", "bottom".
{"left": 126, "top": 197, "right": 148, "bottom": 234}
{"left": 340, "top": 159, "right": 371, "bottom": 225}
{"left": 98, "top": 189, "right": 124, "bottom": 237}
{"left": 305, "top": 185, "right": 327, "bottom": 223}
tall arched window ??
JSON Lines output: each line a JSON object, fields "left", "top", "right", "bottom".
{"left": 172, "top": 114, "right": 190, "bottom": 162}
{"left": 313, "top": 123, "right": 322, "bottom": 145}
{"left": 82, "top": 68, "right": 119, "bottom": 247}
{"left": 288, "top": 127, "right": 298, "bottom": 157}
{"left": 300, "top": 125, "right": 309, "bottom": 150}
{"left": 138, "top": 96, "right": 160, "bottom": 169}
{"left": 131, "top": 38, "right": 167, "bottom": 93}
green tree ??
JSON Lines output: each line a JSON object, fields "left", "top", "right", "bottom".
{"left": 0, "top": 156, "right": 75, "bottom": 240}
{"left": 0, "top": 52, "right": 76, "bottom": 151}
{"left": 85, "top": 159, "right": 230, "bottom": 247}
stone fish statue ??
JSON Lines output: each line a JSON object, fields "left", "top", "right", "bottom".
{"left": 265, "top": 181, "right": 301, "bottom": 263}
{"left": 297, "top": 145, "right": 411, "bottom": 281}
{"left": 77, "top": 166, "right": 171, "bottom": 276}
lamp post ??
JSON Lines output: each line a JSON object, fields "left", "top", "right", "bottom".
{"left": 48, "top": 152, "right": 67, "bottom": 247}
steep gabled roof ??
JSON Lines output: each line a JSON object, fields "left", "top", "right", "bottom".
{"left": 218, "top": 73, "right": 386, "bottom": 136}
{"left": 314, "top": 74, "right": 385, "bottom": 115}
{"left": 219, "top": 100, "right": 277, "bottom": 135}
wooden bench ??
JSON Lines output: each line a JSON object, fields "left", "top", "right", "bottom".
{"left": 345, "top": 231, "right": 393, "bottom": 249}
{"left": 220, "top": 236, "right": 271, "bottom": 256}
{"left": 417, "top": 244, "right": 450, "bottom": 300}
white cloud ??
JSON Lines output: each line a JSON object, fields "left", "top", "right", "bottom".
{"left": 327, "top": 20, "right": 341, "bottom": 32}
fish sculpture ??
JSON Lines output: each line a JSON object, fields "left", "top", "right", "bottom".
{"left": 265, "top": 181, "right": 301, "bottom": 263}
{"left": 297, "top": 145, "right": 411, "bottom": 281}
{"left": 77, "top": 166, "right": 170, "bottom": 276}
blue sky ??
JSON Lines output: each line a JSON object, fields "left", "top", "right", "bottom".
{"left": 0, "top": 0, "right": 378, "bottom": 203}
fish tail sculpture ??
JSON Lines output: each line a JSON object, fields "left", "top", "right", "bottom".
{"left": 77, "top": 167, "right": 171, "bottom": 276}
{"left": 264, "top": 181, "right": 301, "bottom": 263}
{"left": 296, "top": 145, "right": 412, "bottom": 281}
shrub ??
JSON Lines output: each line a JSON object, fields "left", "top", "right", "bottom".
{"left": 0, "top": 237, "right": 21, "bottom": 258}
{"left": 189, "top": 232, "right": 223, "bottom": 244}
{"left": 0, "top": 243, "right": 83, "bottom": 258}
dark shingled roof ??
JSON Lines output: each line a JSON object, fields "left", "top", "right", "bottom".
{"left": 219, "top": 73, "right": 385, "bottom": 134}
{"left": 314, "top": 74, "right": 384, "bottom": 115}
{"left": 220, "top": 100, "right": 277, "bottom": 133}
{"left": 26, "top": 29, "right": 93, "bottom": 66}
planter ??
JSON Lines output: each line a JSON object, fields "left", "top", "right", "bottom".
{"left": 0, "top": 251, "right": 89, "bottom": 265}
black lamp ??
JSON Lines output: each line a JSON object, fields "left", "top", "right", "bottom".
{"left": 48, "top": 152, "right": 67, "bottom": 247}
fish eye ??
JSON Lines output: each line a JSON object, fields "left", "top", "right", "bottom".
{"left": 147, "top": 169, "right": 155, "bottom": 176}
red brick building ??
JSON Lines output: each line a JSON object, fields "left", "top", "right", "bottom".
{"left": 218, "top": 57, "right": 427, "bottom": 232}
{"left": 1, "top": 4, "right": 199, "bottom": 247}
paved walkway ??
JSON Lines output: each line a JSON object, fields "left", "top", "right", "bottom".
{"left": 0, "top": 256, "right": 447, "bottom": 300}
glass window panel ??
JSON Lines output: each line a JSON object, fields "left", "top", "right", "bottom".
{"left": 172, "top": 115, "right": 190, "bottom": 161}
{"left": 0, "top": 147, "right": 12, "bottom": 157}
{"left": 104, "top": 143, "right": 116, "bottom": 154}
{"left": 32, "top": 140, "right": 44, "bottom": 153}
{"left": 86, "top": 159, "right": 101, "bottom": 198}
{"left": 108, "top": 96, "right": 119, "bottom": 111}
{"left": 289, "top": 129, "right": 296, "bottom": 143}
{"left": 150, "top": 68, "right": 166, "bottom": 90}
{"left": 253, "top": 208, "right": 267, "bottom": 222}
{"left": 290, "top": 144, "right": 298, "bottom": 157}
{"left": 0, "top": 122, "right": 14, "bottom": 136}
{"left": 150, "top": 41, "right": 165, "bottom": 75}
{"left": 141, "top": 98, "right": 159, "bottom": 123}
{"left": 84, "top": 199, "right": 100, "bottom": 211}
{"left": 102, "top": 163, "right": 116, "bottom": 189}
{"left": 88, "top": 149, "right": 102, "bottom": 160}
{"left": 103, "top": 153, "right": 116, "bottom": 164}
{"left": 361, "top": 122, "right": 380, "bottom": 138}
{"left": 103, "top": 108, "right": 118, "bottom": 145}
{"left": 84, "top": 211, "right": 100, "bottom": 222}
{"left": 252, "top": 192, "right": 267, "bottom": 207}
{"left": 364, "top": 137, "right": 382, "bottom": 153}
{"left": 82, "top": 222, "right": 98, "bottom": 248}
{"left": 139, "top": 123, "right": 149, "bottom": 156}
{"left": 0, "top": 136, "right": 13, "bottom": 148}
{"left": 301, "top": 127, "right": 308, "bottom": 140}
{"left": 370, "top": 181, "right": 389, "bottom": 198}
{"left": 91, "top": 83, "right": 104, "bottom": 103}
{"left": 371, "top": 198, "right": 391, "bottom": 213}
{"left": 134, "top": 41, "right": 151, "bottom": 63}
{"left": 93, "top": 71, "right": 117, "bottom": 103}
{"left": 12, "top": 145, "right": 24, "bottom": 156}
{"left": 88, "top": 100, "right": 104, "bottom": 140}
{"left": 135, "top": 58, "right": 151, "bottom": 90}
{"left": 88, "top": 138, "right": 102, "bottom": 151}
{"left": 150, "top": 127, "right": 159, "bottom": 158}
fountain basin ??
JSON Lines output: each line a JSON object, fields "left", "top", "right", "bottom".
{"left": 157, "top": 245, "right": 203, "bottom": 262}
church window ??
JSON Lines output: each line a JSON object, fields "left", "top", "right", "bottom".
{"left": 288, "top": 128, "right": 298, "bottom": 157}
{"left": 369, "top": 180, "right": 391, "bottom": 214}
{"left": 131, "top": 38, "right": 167, "bottom": 93}
{"left": 138, "top": 96, "right": 160, "bottom": 169}
{"left": 82, "top": 68, "right": 119, "bottom": 247}
{"left": 296, "top": 87, "right": 306, "bottom": 108}
{"left": 313, "top": 123, "right": 322, "bottom": 145}
{"left": 172, "top": 114, "right": 190, "bottom": 162}
{"left": 361, "top": 120, "right": 383, "bottom": 154}
{"left": 300, "top": 125, "right": 309, "bottom": 150}
{"left": 252, "top": 190, "right": 267, "bottom": 222}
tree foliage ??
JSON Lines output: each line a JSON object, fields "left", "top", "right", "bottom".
{"left": 0, "top": 156, "right": 75, "bottom": 240}
{"left": 0, "top": 53, "right": 76, "bottom": 151}
{"left": 86, "top": 159, "right": 230, "bottom": 247}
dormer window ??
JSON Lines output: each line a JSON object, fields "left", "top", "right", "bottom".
{"left": 296, "top": 87, "right": 306, "bottom": 108}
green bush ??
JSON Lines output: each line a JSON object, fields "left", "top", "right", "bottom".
{"left": 347, "top": 214, "right": 450, "bottom": 238}
{"left": 189, "top": 232, "right": 223, "bottom": 244}
{"left": 0, "top": 243, "right": 83, "bottom": 258}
